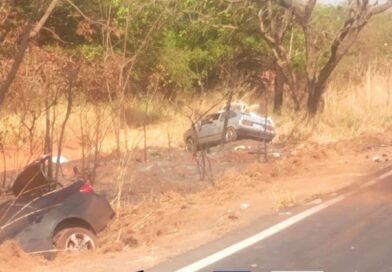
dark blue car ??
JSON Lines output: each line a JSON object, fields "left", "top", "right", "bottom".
{"left": 0, "top": 156, "right": 115, "bottom": 258}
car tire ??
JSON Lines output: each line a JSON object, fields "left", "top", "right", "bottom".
{"left": 53, "top": 227, "right": 97, "bottom": 251}
{"left": 225, "top": 127, "right": 238, "bottom": 142}
{"left": 186, "top": 137, "right": 195, "bottom": 152}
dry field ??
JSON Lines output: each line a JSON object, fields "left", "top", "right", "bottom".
{"left": 0, "top": 70, "right": 391, "bottom": 272}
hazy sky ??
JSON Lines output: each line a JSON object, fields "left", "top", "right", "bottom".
{"left": 319, "top": 0, "right": 344, "bottom": 4}
{"left": 318, "top": 0, "right": 385, "bottom": 4}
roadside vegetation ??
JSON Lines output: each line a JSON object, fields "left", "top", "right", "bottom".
{"left": 0, "top": 0, "right": 390, "bottom": 207}
{"left": 0, "top": 1, "right": 391, "bottom": 161}
{"left": 0, "top": 1, "right": 392, "bottom": 269}
{"left": 0, "top": 0, "right": 390, "bottom": 205}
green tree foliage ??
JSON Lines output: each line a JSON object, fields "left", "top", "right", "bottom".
{"left": 1, "top": 0, "right": 392, "bottom": 103}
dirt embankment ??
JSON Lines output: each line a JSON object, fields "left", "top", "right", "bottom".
{"left": 2, "top": 129, "right": 392, "bottom": 272}
{"left": 0, "top": 241, "right": 44, "bottom": 272}
{"left": 98, "top": 130, "right": 392, "bottom": 249}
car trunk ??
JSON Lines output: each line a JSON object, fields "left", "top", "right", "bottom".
{"left": 12, "top": 157, "right": 55, "bottom": 197}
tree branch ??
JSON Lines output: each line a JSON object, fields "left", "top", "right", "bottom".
{"left": 0, "top": 0, "right": 60, "bottom": 107}
{"left": 64, "top": 0, "right": 106, "bottom": 27}
{"left": 29, "top": 0, "right": 60, "bottom": 38}
{"left": 369, "top": 0, "right": 392, "bottom": 15}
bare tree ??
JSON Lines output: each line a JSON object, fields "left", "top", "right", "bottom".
{"left": 258, "top": 1, "right": 301, "bottom": 111}
{"left": 54, "top": 62, "right": 79, "bottom": 182}
{"left": 299, "top": 0, "right": 392, "bottom": 115}
{"left": 220, "top": 91, "right": 233, "bottom": 147}
{"left": 260, "top": 0, "right": 392, "bottom": 115}
{"left": 183, "top": 98, "right": 226, "bottom": 184}
{"left": 0, "top": 0, "right": 59, "bottom": 107}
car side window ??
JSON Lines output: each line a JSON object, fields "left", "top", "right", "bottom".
{"left": 201, "top": 114, "right": 218, "bottom": 125}
{"left": 211, "top": 113, "right": 220, "bottom": 121}
{"left": 219, "top": 111, "right": 237, "bottom": 121}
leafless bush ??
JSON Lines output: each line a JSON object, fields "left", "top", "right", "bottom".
{"left": 54, "top": 62, "right": 79, "bottom": 182}
{"left": 182, "top": 98, "right": 227, "bottom": 185}
{"left": 72, "top": 104, "right": 111, "bottom": 184}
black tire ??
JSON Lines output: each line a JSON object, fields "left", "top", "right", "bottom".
{"left": 53, "top": 227, "right": 97, "bottom": 251}
{"left": 185, "top": 137, "right": 195, "bottom": 152}
{"left": 225, "top": 127, "right": 238, "bottom": 142}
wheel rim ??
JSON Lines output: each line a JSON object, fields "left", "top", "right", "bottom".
{"left": 65, "top": 233, "right": 95, "bottom": 251}
{"left": 186, "top": 138, "right": 194, "bottom": 151}
{"left": 225, "top": 129, "right": 234, "bottom": 141}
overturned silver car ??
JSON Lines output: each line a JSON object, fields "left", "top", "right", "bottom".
{"left": 183, "top": 105, "right": 276, "bottom": 151}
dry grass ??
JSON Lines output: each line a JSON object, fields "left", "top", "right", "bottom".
{"left": 267, "top": 182, "right": 298, "bottom": 212}
{"left": 276, "top": 68, "right": 392, "bottom": 143}
{"left": 0, "top": 68, "right": 391, "bottom": 171}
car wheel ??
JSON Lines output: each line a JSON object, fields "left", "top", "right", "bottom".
{"left": 225, "top": 127, "right": 238, "bottom": 142}
{"left": 54, "top": 227, "right": 97, "bottom": 251}
{"left": 186, "top": 137, "right": 195, "bottom": 152}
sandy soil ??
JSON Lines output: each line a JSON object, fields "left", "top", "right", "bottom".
{"left": 1, "top": 129, "right": 392, "bottom": 272}
{"left": 0, "top": 241, "right": 45, "bottom": 272}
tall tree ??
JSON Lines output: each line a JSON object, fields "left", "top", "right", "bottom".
{"left": 258, "top": 0, "right": 392, "bottom": 115}
{"left": 0, "top": 0, "right": 59, "bottom": 107}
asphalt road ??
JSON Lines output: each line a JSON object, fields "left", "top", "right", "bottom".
{"left": 149, "top": 166, "right": 392, "bottom": 272}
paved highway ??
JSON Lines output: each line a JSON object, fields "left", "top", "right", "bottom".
{"left": 149, "top": 166, "right": 392, "bottom": 272}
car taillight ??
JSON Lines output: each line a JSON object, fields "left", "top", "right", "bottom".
{"left": 242, "top": 120, "right": 254, "bottom": 126}
{"left": 266, "top": 125, "right": 275, "bottom": 132}
{"left": 80, "top": 183, "right": 93, "bottom": 193}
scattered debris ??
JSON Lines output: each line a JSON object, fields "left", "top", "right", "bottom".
{"left": 51, "top": 155, "right": 69, "bottom": 164}
{"left": 234, "top": 145, "right": 251, "bottom": 151}
{"left": 272, "top": 152, "right": 281, "bottom": 158}
{"left": 279, "top": 212, "right": 292, "bottom": 216}
{"left": 228, "top": 214, "right": 239, "bottom": 220}
{"left": 240, "top": 202, "right": 250, "bottom": 209}
{"left": 307, "top": 198, "right": 323, "bottom": 205}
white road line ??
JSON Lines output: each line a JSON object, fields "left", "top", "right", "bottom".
{"left": 175, "top": 169, "right": 392, "bottom": 272}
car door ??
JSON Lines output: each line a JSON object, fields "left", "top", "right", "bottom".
{"left": 198, "top": 114, "right": 220, "bottom": 144}
{"left": 212, "top": 111, "right": 238, "bottom": 142}
{"left": 209, "top": 113, "right": 225, "bottom": 142}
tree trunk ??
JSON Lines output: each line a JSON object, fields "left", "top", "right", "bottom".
{"left": 0, "top": 0, "right": 59, "bottom": 107}
{"left": 55, "top": 68, "right": 75, "bottom": 182}
{"left": 0, "top": 28, "right": 30, "bottom": 106}
{"left": 273, "top": 66, "right": 284, "bottom": 114}
{"left": 44, "top": 98, "right": 53, "bottom": 181}
{"left": 306, "top": 82, "right": 324, "bottom": 116}
{"left": 220, "top": 91, "right": 233, "bottom": 146}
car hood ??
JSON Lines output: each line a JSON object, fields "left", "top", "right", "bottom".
{"left": 12, "top": 158, "right": 51, "bottom": 197}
